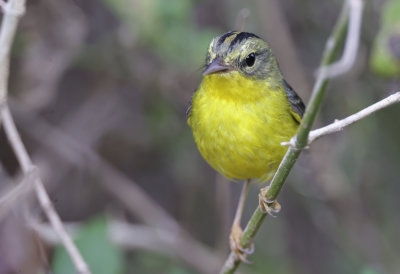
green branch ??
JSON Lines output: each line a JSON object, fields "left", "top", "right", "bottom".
{"left": 219, "top": 4, "right": 350, "bottom": 274}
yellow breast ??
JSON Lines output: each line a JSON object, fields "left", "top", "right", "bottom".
{"left": 188, "top": 72, "right": 299, "bottom": 182}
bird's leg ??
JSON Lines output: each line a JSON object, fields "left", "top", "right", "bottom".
{"left": 229, "top": 179, "right": 254, "bottom": 263}
{"left": 258, "top": 185, "right": 281, "bottom": 217}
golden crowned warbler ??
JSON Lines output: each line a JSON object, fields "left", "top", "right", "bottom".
{"left": 187, "top": 31, "right": 305, "bottom": 261}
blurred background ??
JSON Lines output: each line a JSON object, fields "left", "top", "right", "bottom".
{"left": 0, "top": 0, "right": 400, "bottom": 273}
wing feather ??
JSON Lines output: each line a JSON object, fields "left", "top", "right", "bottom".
{"left": 283, "top": 80, "right": 305, "bottom": 123}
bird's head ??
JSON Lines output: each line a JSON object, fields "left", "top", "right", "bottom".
{"left": 203, "top": 31, "right": 282, "bottom": 82}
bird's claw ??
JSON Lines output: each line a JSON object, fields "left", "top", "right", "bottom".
{"left": 229, "top": 224, "right": 254, "bottom": 263}
{"left": 258, "top": 186, "right": 281, "bottom": 217}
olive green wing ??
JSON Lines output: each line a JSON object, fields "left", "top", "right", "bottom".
{"left": 283, "top": 80, "right": 305, "bottom": 123}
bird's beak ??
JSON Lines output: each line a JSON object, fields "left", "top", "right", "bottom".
{"left": 203, "top": 58, "right": 230, "bottom": 76}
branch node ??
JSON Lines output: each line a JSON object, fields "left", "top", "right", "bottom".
{"left": 281, "top": 136, "right": 309, "bottom": 150}
{"left": 280, "top": 136, "right": 296, "bottom": 148}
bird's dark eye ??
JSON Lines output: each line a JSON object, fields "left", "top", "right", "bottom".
{"left": 245, "top": 53, "right": 256, "bottom": 67}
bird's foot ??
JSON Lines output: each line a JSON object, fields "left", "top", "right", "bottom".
{"left": 229, "top": 223, "right": 254, "bottom": 263}
{"left": 258, "top": 186, "right": 281, "bottom": 217}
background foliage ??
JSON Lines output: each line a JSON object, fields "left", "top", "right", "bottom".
{"left": 0, "top": 0, "right": 399, "bottom": 273}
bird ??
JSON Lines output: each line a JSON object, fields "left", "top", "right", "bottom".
{"left": 187, "top": 31, "right": 305, "bottom": 261}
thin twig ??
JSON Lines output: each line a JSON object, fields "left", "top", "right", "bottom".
{"left": 0, "top": 0, "right": 90, "bottom": 272}
{"left": 317, "top": 0, "right": 363, "bottom": 78}
{"left": 0, "top": 0, "right": 25, "bottom": 100}
{"left": 308, "top": 91, "right": 400, "bottom": 144}
{"left": 0, "top": 167, "right": 36, "bottom": 220}
{"left": 0, "top": 0, "right": 25, "bottom": 130}
{"left": 1, "top": 106, "right": 91, "bottom": 274}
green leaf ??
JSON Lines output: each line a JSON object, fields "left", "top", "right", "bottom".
{"left": 52, "top": 216, "right": 124, "bottom": 274}
{"left": 370, "top": 0, "right": 400, "bottom": 77}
